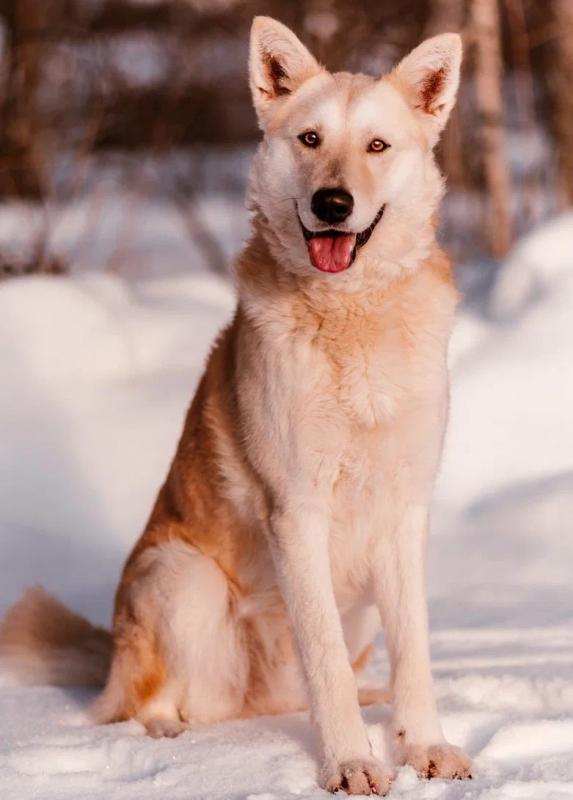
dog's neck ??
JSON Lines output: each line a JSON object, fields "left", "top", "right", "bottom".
{"left": 235, "top": 221, "right": 457, "bottom": 364}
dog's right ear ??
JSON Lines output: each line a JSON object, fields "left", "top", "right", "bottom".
{"left": 249, "top": 16, "right": 322, "bottom": 128}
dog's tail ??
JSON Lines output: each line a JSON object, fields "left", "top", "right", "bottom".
{"left": 0, "top": 587, "right": 112, "bottom": 687}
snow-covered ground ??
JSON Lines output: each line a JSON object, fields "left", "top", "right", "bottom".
{"left": 0, "top": 214, "right": 572, "bottom": 799}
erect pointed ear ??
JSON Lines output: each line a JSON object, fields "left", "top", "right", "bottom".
{"left": 249, "top": 16, "right": 323, "bottom": 128}
{"left": 392, "top": 33, "right": 462, "bottom": 145}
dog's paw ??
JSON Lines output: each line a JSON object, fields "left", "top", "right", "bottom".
{"left": 322, "top": 758, "right": 393, "bottom": 795}
{"left": 144, "top": 717, "right": 187, "bottom": 739}
{"left": 400, "top": 742, "right": 472, "bottom": 780}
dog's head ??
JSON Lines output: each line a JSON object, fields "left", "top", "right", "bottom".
{"left": 247, "top": 17, "right": 462, "bottom": 284}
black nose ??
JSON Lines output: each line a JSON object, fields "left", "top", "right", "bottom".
{"left": 311, "top": 188, "right": 354, "bottom": 224}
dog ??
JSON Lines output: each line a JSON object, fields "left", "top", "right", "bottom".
{"left": 0, "top": 17, "right": 471, "bottom": 795}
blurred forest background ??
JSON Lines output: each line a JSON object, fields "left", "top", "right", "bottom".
{"left": 3, "top": 7, "right": 573, "bottom": 795}
{"left": 0, "top": 0, "right": 572, "bottom": 294}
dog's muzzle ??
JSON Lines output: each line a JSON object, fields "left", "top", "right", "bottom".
{"left": 298, "top": 204, "right": 386, "bottom": 273}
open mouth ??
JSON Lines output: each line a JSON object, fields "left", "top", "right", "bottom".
{"left": 298, "top": 204, "right": 386, "bottom": 273}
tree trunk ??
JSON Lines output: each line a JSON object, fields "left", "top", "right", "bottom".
{"left": 503, "top": 0, "right": 537, "bottom": 231}
{"left": 553, "top": 0, "right": 573, "bottom": 205}
{"left": 470, "top": 0, "right": 513, "bottom": 258}
{"left": 424, "top": 0, "right": 465, "bottom": 37}
{"left": 424, "top": 0, "right": 467, "bottom": 190}
{"left": 0, "top": 0, "right": 49, "bottom": 199}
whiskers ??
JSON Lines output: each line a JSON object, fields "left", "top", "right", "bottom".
{"left": 273, "top": 196, "right": 302, "bottom": 206}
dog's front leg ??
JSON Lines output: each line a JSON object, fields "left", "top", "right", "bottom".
{"left": 373, "top": 505, "right": 472, "bottom": 780}
{"left": 269, "top": 501, "right": 393, "bottom": 795}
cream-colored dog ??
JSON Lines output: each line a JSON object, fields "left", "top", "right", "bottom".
{"left": 0, "top": 17, "right": 472, "bottom": 794}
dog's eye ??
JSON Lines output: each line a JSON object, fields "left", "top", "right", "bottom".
{"left": 367, "top": 138, "right": 390, "bottom": 153}
{"left": 298, "top": 131, "right": 321, "bottom": 148}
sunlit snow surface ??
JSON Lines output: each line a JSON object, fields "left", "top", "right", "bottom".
{"left": 1, "top": 214, "right": 572, "bottom": 799}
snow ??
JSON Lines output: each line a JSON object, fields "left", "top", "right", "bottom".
{"left": 1, "top": 213, "right": 572, "bottom": 798}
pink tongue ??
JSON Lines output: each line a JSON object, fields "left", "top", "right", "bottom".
{"left": 308, "top": 234, "right": 356, "bottom": 273}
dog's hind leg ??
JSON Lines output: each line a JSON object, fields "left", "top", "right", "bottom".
{"left": 93, "top": 539, "right": 249, "bottom": 735}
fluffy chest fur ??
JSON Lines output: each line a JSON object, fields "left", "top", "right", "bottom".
{"left": 308, "top": 293, "right": 432, "bottom": 428}
{"left": 237, "top": 245, "right": 458, "bottom": 525}
{"left": 240, "top": 246, "right": 458, "bottom": 427}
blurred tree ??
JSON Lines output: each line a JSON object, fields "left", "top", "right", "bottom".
{"left": 553, "top": 0, "right": 573, "bottom": 206}
{"left": 0, "top": 0, "right": 47, "bottom": 198}
{"left": 0, "top": 1, "right": 68, "bottom": 275}
{"left": 503, "top": 0, "right": 537, "bottom": 230}
{"left": 424, "top": 0, "right": 466, "bottom": 191}
{"left": 470, "top": 0, "right": 513, "bottom": 258}
{"left": 424, "top": 0, "right": 465, "bottom": 36}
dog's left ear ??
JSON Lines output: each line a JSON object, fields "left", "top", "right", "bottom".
{"left": 249, "top": 16, "right": 323, "bottom": 128}
{"left": 392, "top": 33, "right": 462, "bottom": 145}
